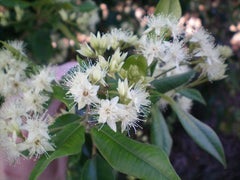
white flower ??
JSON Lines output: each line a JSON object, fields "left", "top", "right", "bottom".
{"left": 20, "top": 114, "right": 54, "bottom": 158}
{"left": 162, "top": 40, "right": 188, "bottom": 67}
{"left": 117, "top": 79, "right": 131, "bottom": 101}
{"left": 190, "top": 27, "right": 214, "bottom": 45}
{"left": 0, "top": 49, "right": 15, "bottom": 70}
{"left": 140, "top": 37, "right": 187, "bottom": 67}
{"left": 7, "top": 60, "right": 28, "bottom": 76}
{"left": 143, "top": 15, "right": 183, "bottom": 38}
{"left": 90, "top": 32, "right": 109, "bottom": 55}
{"left": 86, "top": 63, "right": 107, "bottom": 86}
{"left": 0, "top": 97, "right": 25, "bottom": 121}
{"left": 217, "top": 45, "right": 233, "bottom": 58}
{"left": 98, "top": 55, "right": 109, "bottom": 70}
{"left": 190, "top": 28, "right": 222, "bottom": 65}
{"left": 195, "top": 43, "right": 222, "bottom": 65}
{"left": 0, "top": 72, "right": 26, "bottom": 97}
{"left": 77, "top": 43, "right": 96, "bottom": 57}
{"left": 107, "top": 29, "right": 138, "bottom": 49}
{"left": 139, "top": 37, "right": 166, "bottom": 65}
{"left": 0, "top": 131, "right": 23, "bottom": 163}
{"left": 128, "top": 82, "right": 150, "bottom": 113}
{"left": 22, "top": 90, "right": 49, "bottom": 113}
{"left": 65, "top": 68, "right": 99, "bottom": 109}
{"left": 200, "top": 61, "right": 227, "bottom": 81}
{"left": 109, "top": 48, "right": 127, "bottom": 74}
{"left": 177, "top": 96, "right": 192, "bottom": 112}
{"left": 19, "top": 137, "right": 55, "bottom": 158}
{"left": 97, "top": 96, "right": 123, "bottom": 132}
{"left": 7, "top": 40, "right": 26, "bottom": 56}
{"left": 31, "top": 66, "right": 55, "bottom": 93}
{"left": 120, "top": 104, "right": 139, "bottom": 133}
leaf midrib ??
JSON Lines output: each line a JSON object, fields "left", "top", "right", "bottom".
{"left": 100, "top": 129, "right": 174, "bottom": 180}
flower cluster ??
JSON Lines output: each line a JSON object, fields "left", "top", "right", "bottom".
{"left": 139, "top": 15, "right": 230, "bottom": 111}
{"left": 64, "top": 56, "right": 150, "bottom": 133}
{"left": 0, "top": 41, "right": 55, "bottom": 163}
{"left": 0, "top": 13, "right": 232, "bottom": 165}
{"left": 62, "top": 14, "right": 232, "bottom": 132}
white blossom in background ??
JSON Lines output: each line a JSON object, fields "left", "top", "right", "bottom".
{"left": 143, "top": 15, "right": 183, "bottom": 38}
{"left": 190, "top": 27, "right": 214, "bottom": 45}
{"left": 0, "top": 98, "right": 25, "bottom": 126}
{"left": 177, "top": 96, "right": 193, "bottom": 113}
{"left": 162, "top": 40, "right": 188, "bottom": 67}
{"left": 0, "top": 131, "right": 23, "bottom": 163}
{"left": 200, "top": 61, "right": 227, "bottom": 81}
{"left": 0, "top": 41, "right": 56, "bottom": 163}
{"left": 22, "top": 90, "right": 49, "bottom": 113}
{"left": 19, "top": 114, "right": 55, "bottom": 158}
{"left": 31, "top": 66, "right": 56, "bottom": 93}
{"left": 190, "top": 27, "right": 228, "bottom": 80}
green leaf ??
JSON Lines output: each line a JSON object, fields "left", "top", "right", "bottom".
{"left": 151, "top": 70, "right": 195, "bottom": 94}
{"left": 49, "top": 113, "right": 82, "bottom": 133}
{"left": 52, "top": 84, "right": 74, "bottom": 110}
{"left": 77, "top": 56, "right": 86, "bottom": 67}
{"left": 149, "top": 60, "right": 158, "bottom": 76}
{"left": 81, "top": 155, "right": 117, "bottom": 180}
{"left": 178, "top": 88, "right": 206, "bottom": 105}
{"left": 0, "top": 0, "right": 31, "bottom": 8}
{"left": 122, "top": 55, "right": 148, "bottom": 76}
{"left": 29, "top": 123, "right": 85, "bottom": 180}
{"left": 154, "top": 0, "right": 182, "bottom": 19}
{"left": 161, "top": 95, "right": 226, "bottom": 167}
{"left": 27, "top": 29, "right": 53, "bottom": 64}
{"left": 76, "top": 1, "right": 97, "bottom": 12}
{"left": 151, "top": 105, "right": 172, "bottom": 156}
{"left": 91, "top": 126, "right": 180, "bottom": 180}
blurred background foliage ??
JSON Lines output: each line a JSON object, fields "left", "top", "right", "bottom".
{"left": 0, "top": 0, "right": 240, "bottom": 179}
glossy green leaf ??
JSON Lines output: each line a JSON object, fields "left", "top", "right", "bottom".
{"left": 49, "top": 113, "right": 82, "bottom": 133}
{"left": 52, "top": 84, "right": 74, "bottom": 110}
{"left": 154, "top": 0, "right": 182, "bottom": 19}
{"left": 91, "top": 126, "right": 180, "bottom": 180}
{"left": 81, "top": 155, "right": 116, "bottom": 180}
{"left": 29, "top": 123, "right": 85, "bottom": 180}
{"left": 122, "top": 55, "right": 148, "bottom": 76}
{"left": 151, "top": 105, "right": 172, "bottom": 156}
{"left": 178, "top": 88, "right": 206, "bottom": 105}
{"left": 151, "top": 70, "right": 195, "bottom": 94}
{"left": 161, "top": 95, "right": 226, "bottom": 167}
